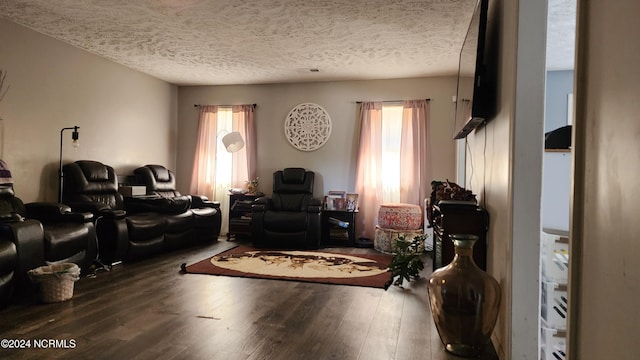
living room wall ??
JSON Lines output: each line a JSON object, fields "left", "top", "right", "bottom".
{"left": 464, "top": 0, "right": 546, "bottom": 358}
{"left": 176, "top": 77, "right": 458, "bottom": 204}
{"left": 0, "top": 18, "right": 177, "bottom": 202}
{"left": 545, "top": 70, "right": 574, "bottom": 133}
{"left": 571, "top": 0, "right": 640, "bottom": 357}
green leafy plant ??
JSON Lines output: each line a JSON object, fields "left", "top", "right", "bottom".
{"left": 388, "top": 234, "right": 426, "bottom": 287}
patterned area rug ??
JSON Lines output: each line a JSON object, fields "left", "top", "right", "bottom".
{"left": 183, "top": 246, "right": 393, "bottom": 289}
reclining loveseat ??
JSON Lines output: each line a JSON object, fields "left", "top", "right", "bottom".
{"left": 61, "top": 160, "right": 221, "bottom": 265}
{"left": 0, "top": 161, "right": 96, "bottom": 307}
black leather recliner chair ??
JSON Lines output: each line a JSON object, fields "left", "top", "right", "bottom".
{"left": 62, "top": 160, "right": 220, "bottom": 264}
{"left": 0, "top": 172, "right": 96, "bottom": 307}
{"left": 251, "top": 168, "right": 322, "bottom": 249}
{"left": 133, "top": 164, "right": 222, "bottom": 242}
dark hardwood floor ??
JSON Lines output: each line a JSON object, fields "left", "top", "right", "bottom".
{"left": 0, "top": 239, "right": 499, "bottom": 360}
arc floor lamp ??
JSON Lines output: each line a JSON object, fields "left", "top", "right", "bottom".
{"left": 221, "top": 131, "right": 244, "bottom": 152}
{"left": 59, "top": 126, "right": 79, "bottom": 203}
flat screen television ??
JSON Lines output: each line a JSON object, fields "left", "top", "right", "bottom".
{"left": 453, "top": 0, "right": 495, "bottom": 139}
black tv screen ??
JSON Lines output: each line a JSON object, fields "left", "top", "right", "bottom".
{"left": 453, "top": 0, "right": 494, "bottom": 139}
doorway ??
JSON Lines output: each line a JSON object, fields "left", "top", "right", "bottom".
{"left": 540, "top": 0, "right": 577, "bottom": 359}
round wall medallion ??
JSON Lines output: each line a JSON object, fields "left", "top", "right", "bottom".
{"left": 284, "top": 103, "right": 332, "bottom": 151}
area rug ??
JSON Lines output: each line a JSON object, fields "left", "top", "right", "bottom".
{"left": 182, "top": 245, "right": 393, "bottom": 289}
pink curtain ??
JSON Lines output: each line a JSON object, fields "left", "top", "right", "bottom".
{"left": 400, "top": 100, "right": 431, "bottom": 206}
{"left": 231, "top": 104, "right": 257, "bottom": 187}
{"left": 190, "top": 104, "right": 256, "bottom": 199}
{"left": 354, "top": 100, "right": 431, "bottom": 240}
{"left": 354, "top": 102, "right": 383, "bottom": 240}
{"left": 191, "top": 105, "right": 218, "bottom": 197}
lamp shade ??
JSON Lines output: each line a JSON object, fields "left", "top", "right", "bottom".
{"left": 222, "top": 131, "right": 245, "bottom": 152}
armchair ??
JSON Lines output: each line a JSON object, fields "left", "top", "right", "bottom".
{"left": 251, "top": 168, "right": 322, "bottom": 249}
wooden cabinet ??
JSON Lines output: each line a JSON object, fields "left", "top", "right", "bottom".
{"left": 321, "top": 210, "right": 357, "bottom": 247}
{"left": 431, "top": 200, "right": 489, "bottom": 271}
{"left": 228, "top": 193, "right": 262, "bottom": 240}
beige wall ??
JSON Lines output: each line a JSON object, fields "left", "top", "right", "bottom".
{"left": 176, "top": 77, "right": 458, "bottom": 202}
{"left": 464, "top": 0, "right": 513, "bottom": 356}
{"left": 464, "top": 0, "right": 546, "bottom": 358}
{"left": 0, "top": 19, "right": 177, "bottom": 202}
{"left": 570, "top": 0, "right": 640, "bottom": 358}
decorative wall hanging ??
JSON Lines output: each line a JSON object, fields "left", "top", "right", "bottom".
{"left": 284, "top": 103, "right": 332, "bottom": 151}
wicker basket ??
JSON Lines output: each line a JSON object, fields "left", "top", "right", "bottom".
{"left": 28, "top": 263, "right": 80, "bottom": 303}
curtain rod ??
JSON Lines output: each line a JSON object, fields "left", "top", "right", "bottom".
{"left": 355, "top": 99, "right": 430, "bottom": 104}
{"left": 194, "top": 103, "right": 257, "bottom": 108}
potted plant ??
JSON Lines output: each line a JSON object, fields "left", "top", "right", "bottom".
{"left": 388, "top": 234, "right": 426, "bottom": 287}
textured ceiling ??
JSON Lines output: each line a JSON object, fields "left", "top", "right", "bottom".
{"left": 547, "top": 0, "right": 576, "bottom": 71}
{"left": 0, "top": 0, "right": 576, "bottom": 86}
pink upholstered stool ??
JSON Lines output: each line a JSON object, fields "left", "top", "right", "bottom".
{"left": 377, "top": 203, "right": 423, "bottom": 230}
{"left": 374, "top": 203, "right": 423, "bottom": 253}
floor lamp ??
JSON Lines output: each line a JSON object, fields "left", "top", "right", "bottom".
{"left": 221, "top": 131, "right": 244, "bottom": 152}
{"left": 59, "top": 126, "right": 79, "bottom": 203}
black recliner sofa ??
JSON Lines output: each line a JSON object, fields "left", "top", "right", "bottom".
{"left": 133, "top": 164, "right": 221, "bottom": 241}
{"left": 0, "top": 163, "right": 96, "bottom": 307}
{"left": 251, "top": 168, "right": 322, "bottom": 249}
{"left": 62, "top": 160, "right": 221, "bottom": 264}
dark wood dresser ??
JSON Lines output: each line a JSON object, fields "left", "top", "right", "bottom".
{"left": 430, "top": 200, "right": 489, "bottom": 271}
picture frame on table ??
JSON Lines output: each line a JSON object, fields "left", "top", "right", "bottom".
{"left": 326, "top": 191, "right": 346, "bottom": 210}
{"left": 346, "top": 193, "right": 359, "bottom": 211}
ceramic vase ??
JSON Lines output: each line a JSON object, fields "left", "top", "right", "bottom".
{"left": 427, "top": 234, "right": 501, "bottom": 357}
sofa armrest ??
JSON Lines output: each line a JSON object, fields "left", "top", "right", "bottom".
{"left": 307, "top": 198, "right": 322, "bottom": 213}
{"left": 0, "top": 219, "right": 45, "bottom": 279}
{"left": 67, "top": 201, "right": 114, "bottom": 216}
{"left": 25, "top": 202, "right": 94, "bottom": 223}
{"left": 94, "top": 215, "right": 128, "bottom": 265}
{"left": 0, "top": 212, "right": 24, "bottom": 223}
{"left": 191, "top": 195, "right": 220, "bottom": 209}
{"left": 252, "top": 197, "right": 271, "bottom": 213}
{"left": 99, "top": 208, "right": 127, "bottom": 220}
{"left": 307, "top": 205, "right": 322, "bottom": 213}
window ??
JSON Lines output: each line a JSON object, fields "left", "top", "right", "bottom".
{"left": 381, "top": 104, "right": 403, "bottom": 203}
{"left": 354, "top": 100, "right": 430, "bottom": 239}
{"left": 213, "top": 107, "right": 233, "bottom": 200}
{"left": 191, "top": 104, "right": 256, "bottom": 235}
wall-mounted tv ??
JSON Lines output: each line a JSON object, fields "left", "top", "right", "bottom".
{"left": 453, "top": 0, "right": 495, "bottom": 140}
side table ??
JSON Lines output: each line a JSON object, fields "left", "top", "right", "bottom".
{"left": 228, "top": 192, "right": 263, "bottom": 240}
{"left": 321, "top": 210, "right": 357, "bottom": 247}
